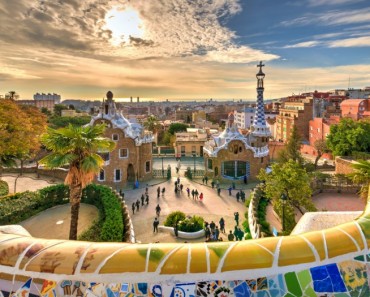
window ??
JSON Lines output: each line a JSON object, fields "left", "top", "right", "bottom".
{"left": 207, "top": 159, "right": 213, "bottom": 170}
{"left": 119, "top": 148, "right": 128, "bottom": 158}
{"left": 98, "top": 169, "right": 105, "bottom": 181}
{"left": 191, "top": 146, "right": 196, "bottom": 155}
{"left": 234, "top": 145, "right": 238, "bottom": 154}
{"left": 112, "top": 134, "right": 119, "bottom": 141}
{"left": 114, "top": 169, "right": 121, "bottom": 182}
{"left": 99, "top": 152, "right": 110, "bottom": 164}
{"left": 146, "top": 161, "right": 151, "bottom": 173}
{"left": 181, "top": 146, "right": 185, "bottom": 156}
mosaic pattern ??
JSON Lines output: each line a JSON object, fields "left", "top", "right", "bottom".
{"left": 1, "top": 258, "right": 370, "bottom": 296}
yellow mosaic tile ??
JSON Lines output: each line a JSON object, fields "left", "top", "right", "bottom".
{"left": 325, "top": 228, "right": 358, "bottom": 259}
{"left": 338, "top": 222, "right": 365, "bottom": 251}
{"left": 222, "top": 241, "right": 273, "bottom": 271}
{"left": 160, "top": 245, "right": 188, "bottom": 274}
{"left": 208, "top": 242, "right": 231, "bottom": 273}
{"left": 254, "top": 237, "right": 279, "bottom": 254}
{"left": 189, "top": 243, "right": 207, "bottom": 273}
{"left": 356, "top": 217, "right": 370, "bottom": 247}
{"left": 148, "top": 243, "right": 179, "bottom": 273}
{"left": 278, "top": 236, "right": 315, "bottom": 266}
{"left": 99, "top": 245, "right": 147, "bottom": 273}
{"left": 301, "top": 231, "right": 326, "bottom": 261}
{"left": 0, "top": 237, "right": 35, "bottom": 267}
{"left": 80, "top": 243, "right": 129, "bottom": 274}
{"left": 25, "top": 241, "right": 90, "bottom": 274}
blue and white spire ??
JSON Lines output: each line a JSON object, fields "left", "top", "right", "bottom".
{"left": 251, "top": 61, "right": 271, "bottom": 137}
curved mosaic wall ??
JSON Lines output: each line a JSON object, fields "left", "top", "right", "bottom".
{"left": 0, "top": 193, "right": 369, "bottom": 296}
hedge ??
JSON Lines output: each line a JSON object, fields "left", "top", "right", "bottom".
{"left": 0, "top": 180, "right": 9, "bottom": 197}
{"left": 0, "top": 183, "right": 124, "bottom": 242}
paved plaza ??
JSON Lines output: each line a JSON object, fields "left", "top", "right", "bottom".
{"left": 2, "top": 172, "right": 365, "bottom": 243}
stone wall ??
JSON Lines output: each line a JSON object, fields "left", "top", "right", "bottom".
{"left": 335, "top": 156, "right": 356, "bottom": 175}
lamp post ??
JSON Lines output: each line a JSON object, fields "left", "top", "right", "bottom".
{"left": 280, "top": 192, "right": 288, "bottom": 233}
{"left": 193, "top": 154, "right": 196, "bottom": 173}
{"left": 161, "top": 157, "right": 164, "bottom": 178}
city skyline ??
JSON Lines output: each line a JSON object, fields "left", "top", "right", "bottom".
{"left": 0, "top": 0, "right": 369, "bottom": 100}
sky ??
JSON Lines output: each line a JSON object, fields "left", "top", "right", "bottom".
{"left": 0, "top": 0, "right": 369, "bottom": 101}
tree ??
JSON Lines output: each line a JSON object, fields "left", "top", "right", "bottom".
{"left": 0, "top": 100, "right": 47, "bottom": 177}
{"left": 143, "top": 115, "right": 161, "bottom": 134}
{"left": 349, "top": 160, "right": 370, "bottom": 201}
{"left": 327, "top": 118, "right": 370, "bottom": 157}
{"left": 313, "top": 139, "right": 329, "bottom": 168}
{"left": 168, "top": 123, "right": 189, "bottom": 135}
{"left": 258, "top": 160, "right": 316, "bottom": 233}
{"left": 53, "top": 104, "right": 68, "bottom": 117}
{"left": 277, "top": 125, "right": 304, "bottom": 165}
{"left": 40, "top": 124, "right": 116, "bottom": 240}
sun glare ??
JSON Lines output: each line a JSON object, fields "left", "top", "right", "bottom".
{"left": 104, "top": 7, "right": 144, "bottom": 46}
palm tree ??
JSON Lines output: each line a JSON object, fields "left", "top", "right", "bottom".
{"left": 143, "top": 115, "right": 161, "bottom": 134}
{"left": 349, "top": 160, "right": 370, "bottom": 201}
{"left": 40, "top": 124, "right": 116, "bottom": 240}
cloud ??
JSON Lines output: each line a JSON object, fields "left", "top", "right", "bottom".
{"left": 281, "top": 7, "right": 370, "bottom": 27}
{"left": 284, "top": 41, "right": 321, "bottom": 48}
{"left": 327, "top": 36, "right": 370, "bottom": 47}
{"left": 307, "top": 0, "right": 365, "bottom": 6}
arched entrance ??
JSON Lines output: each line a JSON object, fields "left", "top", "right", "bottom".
{"left": 127, "top": 164, "right": 135, "bottom": 182}
{"left": 214, "top": 166, "right": 219, "bottom": 177}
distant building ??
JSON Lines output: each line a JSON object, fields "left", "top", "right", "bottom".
{"left": 341, "top": 99, "right": 370, "bottom": 120}
{"left": 33, "top": 93, "right": 61, "bottom": 104}
{"left": 203, "top": 62, "right": 270, "bottom": 181}
{"left": 234, "top": 106, "right": 278, "bottom": 131}
{"left": 275, "top": 95, "right": 313, "bottom": 142}
{"left": 61, "top": 110, "right": 90, "bottom": 117}
{"left": 174, "top": 128, "right": 208, "bottom": 157}
{"left": 88, "top": 91, "right": 154, "bottom": 188}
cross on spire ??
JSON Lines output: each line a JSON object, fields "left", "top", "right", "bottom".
{"left": 257, "top": 61, "right": 265, "bottom": 71}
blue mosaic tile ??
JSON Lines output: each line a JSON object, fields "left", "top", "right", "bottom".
{"left": 233, "top": 282, "right": 251, "bottom": 297}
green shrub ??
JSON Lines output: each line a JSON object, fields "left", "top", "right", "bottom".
{"left": 0, "top": 180, "right": 9, "bottom": 196}
{"left": 178, "top": 215, "right": 204, "bottom": 232}
{"left": 0, "top": 183, "right": 124, "bottom": 242}
{"left": 164, "top": 211, "right": 186, "bottom": 227}
{"left": 185, "top": 167, "right": 193, "bottom": 180}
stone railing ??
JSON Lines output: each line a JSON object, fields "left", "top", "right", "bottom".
{"left": 1, "top": 188, "right": 370, "bottom": 295}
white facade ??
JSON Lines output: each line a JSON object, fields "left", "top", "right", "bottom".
{"left": 234, "top": 107, "right": 278, "bottom": 130}
{"left": 33, "top": 93, "right": 61, "bottom": 103}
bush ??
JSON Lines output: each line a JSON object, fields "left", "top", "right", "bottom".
{"left": 164, "top": 211, "right": 186, "bottom": 227}
{"left": 178, "top": 215, "right": 204, "bottom": 232}
{"left": 185, "top": 167, "right": 193, "bottom": 180}
{"left": 0, "top": 183, "right": 124, "bottom": 242}
{"left": 0, "top": 180, "right": 9, "bottom": 196}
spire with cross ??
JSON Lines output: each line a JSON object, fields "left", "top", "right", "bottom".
{"left": 251, "top": 61, "right": 271, "bottom": 139}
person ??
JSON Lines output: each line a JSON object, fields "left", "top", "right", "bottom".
{"left": 228, "top": 230, "right": 235, "bottom": 241}
{"left": 174, "top": 186, "right": 178, "bottom": 194}
{"left": 195, "top": 189, "right": 199, "bottom": 199}
{"left": 176, "top": 166, "right": 179, "bottom": 174}
{"left": 234, "top": 212, "right": 239, "bottom": 226}
{"left": 210, "top": 221, "right": 216, "bottom": 231}
{"left": 211, "top": 181, "right": 215, "bottom": 189}
{"left": 141, "top": 194, "right": 145, "bottom": 206}
{"left": 236, "top": 192, "right": 240, "bottom": 202}
{"left": 132, "top": 202, "right": 135, "bottom": 214}
{"left": 204, "top": 221, "right": 209, "bottom": 229}
{"left": 145, "top": 195, "right": 149, "bottom": 205}
{"left": 145, "top": 186, "right": 149, "bottom": 195}
{"left": 186, "top": 187, "right": 190, "bottom": 197}
{"left": 136, "top": 200, "right": 140, "bottom": 211}
{"left": 202, "top": 177, "right": 205, "bottom": 184}
{"left": 205, "top": 176, "right": 208, "bottom": 185}
{"left": 162, "top": 187, "right": 166, "bottom": 196}
{"left": 156, "top": 204, "right": 161, "bottom": 216}
{"left": 205, "top": 227, "right": 211, "bottom": 241}
{"left": 191, "top": 189, "right": 195, "bottom": 199}
{"left": 214, "top": 226, "right": 220, "bottom": 241}
{"left": 232, "top": 182, "right": 236, "bottom": 190}
{"left": 177, "top": 177, "right": 180, "bottom": 184}
{"left": 217, "top": 187, "right": 221, "bottom": 196}
{"left": 241, "top": 191, "right": 246, "bottom": 203}
{"left": 237, "top": 227, "right": 244, "bottom": 241}
{"left": 219, "top": 217, "right": 225, "bottom": 233}
{"left": 233, "top": 226, "right": 239, "bottom": 241}
{"left": 157, "top": 186, "right": 161, "bottom": 198}
{"left": 153, "top": 217, "right": 159, "bottom": 233}
{"left": 180, "top": 184, "right": 183, "bottom": 192}
{"left": 228, "top": 186, "right": 232, "bottom": 196}
{"left": 199, "top": 192, "right": 203, "bottom": 202}
{"left": 174, "top": 181, "right": 178, "bottom": 188}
